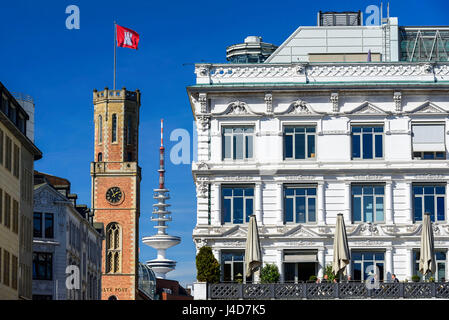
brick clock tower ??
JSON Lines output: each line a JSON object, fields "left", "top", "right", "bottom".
{"left": 91, "top": 87, "right": 141, "bottom": 300}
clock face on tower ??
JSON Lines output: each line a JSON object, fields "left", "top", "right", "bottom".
{"left": 106, "top": 187, "right": 123, "bottom": 205}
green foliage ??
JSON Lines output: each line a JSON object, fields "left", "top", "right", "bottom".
{"left": 309, "top": 275, "right": 318, "bottom": 282}
{"left": 196, "top": 246, "right": 220, "bottom": 283}
{"left": 260, "top": 264, "right": 280, "bottom": 284}
{"left": 411, "top": 275, "right": 421, "bottom": 283}
{"left": 323, "top": 265, "right": 337, "bottom": 282}
{"left": 429, "top": 277, "right": 435, "bottom": 283}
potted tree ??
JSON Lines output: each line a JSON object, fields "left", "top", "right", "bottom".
{"left": 260, "top": 264, "right": 280, "bottom": 284}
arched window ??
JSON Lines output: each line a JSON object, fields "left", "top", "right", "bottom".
{"left": 98, "top": 115, "right": 103, "bottom": 143}
{"left": 106, "top": 223, "right": 121, "bottom": 273}
{"left": 108, "top": 295, "right": 118, "bottom": 300}
{"left": 112, "top": 114, "right": 117, "bottom": 143}
{"left": 98, "top": 153, "right": 103, "bottom": 162}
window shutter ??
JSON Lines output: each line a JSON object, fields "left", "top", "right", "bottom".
{"left": 412, "top": 124, "right": 445, "bottom": 152}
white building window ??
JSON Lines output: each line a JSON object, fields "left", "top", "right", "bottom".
{"left": 413, "top": 184, "right": 445, "bottom": 222}
{"left": 222, "top": 186, "right": 254, "bottom": 224}
{"left": 222, "top": 127, "right": 254, "bottom": 160}
{"left": 351, "top": 125, "right": 383, "bottom": 159}
{"left": 284, "top": 186, "right": 317, "bottom": 223}
{"left": 283, "top": 126, "right": 316, "bottom": 160}
{"left": 412, "top": 124, "right": 446, "bottom": 160}
{"left": 352, "top": 185, "right": 385, "bottom": 223}
{"left": 414, "top": 250, "right": 446, "bottom": 281}
{"left": 352, "top": 251, "right": 385, "bottom": 282}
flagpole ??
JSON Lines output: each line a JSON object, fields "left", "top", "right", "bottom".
{"left": 114, "top": 21, "right": 117, "bottom": 90}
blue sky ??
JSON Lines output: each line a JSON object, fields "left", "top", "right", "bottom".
{"left": 1, "top": 0, "right": 448, "bottom": 287}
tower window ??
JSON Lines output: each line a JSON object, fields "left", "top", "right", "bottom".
{"left": 98, "top": 115, "right": 103, "bottom": 143}
{"left": 106, "top": 223, "right": 121, "bottom": 273}
{"left": 98, "top": 153, "right": 103, "bottom": 162}
{"left": 112, "top": 114, "right": 117, "bottom": 143}
{"left": 127, "top": 152, "right": 132, "bottom": 162}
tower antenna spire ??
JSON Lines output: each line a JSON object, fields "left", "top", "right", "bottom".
{"left": 159, "top": 119, "right": 165, "bottom": 189}
{"left": 143, "top": 119, "right": 181, "bottom": 279}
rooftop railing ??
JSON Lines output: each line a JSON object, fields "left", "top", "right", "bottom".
{"left": 208, "top": 281, "right": 449, "bottom": 299}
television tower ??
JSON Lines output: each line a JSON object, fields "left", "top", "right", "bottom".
{"left": 142, "top": 119, "right": 181, "bottom": 279}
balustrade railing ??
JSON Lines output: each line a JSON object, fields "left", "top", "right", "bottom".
{"left": 208, "top": 282, "right": 449, "bottom": 300}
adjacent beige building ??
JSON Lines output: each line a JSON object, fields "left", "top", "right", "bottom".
{"left": 0, "top": 81, "right": 42, "bottom": 299}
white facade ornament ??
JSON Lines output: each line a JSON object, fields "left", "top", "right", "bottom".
{"left": 421, "top": 63, "right": 434, "bottom": 74}
{"left": 265, "top": 93, "right": 273, "bottom": 114}
{"left": 198, "top": 93, "right": 208, "bottom": 113}
{"left": 197, "top": 115, "right": 210, "bottom": 131}
{"left": 330, "top": 92, "right": 339, "bottom": 113}
{"left": 196, "top": 178, "right": 209, "bottom": 198}
{"left": 226, "top": 101, "right": 250, "bottom": 115}
{"left": 415, "top": 174, "right": 446, "bottom": 180}
{"left": 195, "top": 64, "right": 211, "bottom": 77}
{"left": 197, "top": 162, "right": 210, "bottom": 170}
{"left": 394, "top": 91, "right": 402, "bottom": 112}
{"left": 295, "top": 64, "right": 306, "bottom": 74}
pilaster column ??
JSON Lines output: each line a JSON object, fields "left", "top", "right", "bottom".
{"left": 212, "top": 249, "right": 220, "bottom": 263}
{"left": 211, "top": 183, "right": 221, "bottom": 226}
{"left": 385, "top": 182, "right": 393, "bottom": 224}
{"left": 318, "top": 248, "right": 325, "bottom": 278}
{"left": 255, "top": 183, "right": 263, "bottom": 225}
{"left": 405, "top": 181, "right": 413, "bottom": 224}
{"left": 344, "top": 182, "right": 351, "bottom": 224}
{"left": 276, "top": 183, "right": 284, "bottom": 225}
{"left": 276, "top": 250, "right": 283, "bottom": 283}
{"left": 318, "top": 182, "right": 326, "bottom": 225}
{"left": 386, "top": 247, "right": 393, "bottom": 281}
{"left": 405, "top": 248, "right": 413, "bottom": 281}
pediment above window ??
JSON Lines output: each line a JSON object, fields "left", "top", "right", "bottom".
{"left": 407, "top": 101, "right": 447, "bottom": 115}
{"left": 275, "top": 100, "right": 323, "bottom": 116}
{"left": 345, "top": 101, "right": 389, "bottom": 115}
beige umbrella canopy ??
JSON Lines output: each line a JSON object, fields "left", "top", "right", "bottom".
{"left": 332, "top": 214, "right": 351, "bottom": 276}
{"left": 245, "top": 215, "right": 262, "bottom": 278}
{"left": 419, "top": 213, "right": 436, "bottom": 277}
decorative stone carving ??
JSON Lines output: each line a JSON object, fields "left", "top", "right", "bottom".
{"left": 394, "top": 91, "right": 402, "bottom": 112}
{"left": 195, "top": 238, "right": 208, "bottom": 248}
{"left": 198, "top": 93, "right": 208, "bottom": 113}
{"left": 330, "top": 92, "right": 339, "bottom": 113}
{"left": 195, "top": 64, "right": 211, "bottom": 77}
{"left": 265, "top": 93, "right": 273, "bottom": 114}
{"left": 295, "top": 64, "right": 306, "bottom": 74}
{"left": 415, "top": 174, "right": 446, "bottom": 180}
{"left": 421, "top": 63, "right": 434, "bottom": 74}
{"left": 346, "top": 102, "right": 388, "bottom": 115}
{"left": 283, "top": 175, "right": 316, "bottom": 181}
{"left": 222, "top": 176, "right": 255, "bottom": 181}
{"left": 227, "top": 101, "right": 249, "bottom": 115}
{"left": 289, "top": 100, "right": 311, "bottom": 114}
{"left": 197, "top": 162, "right": 209, "bottom": 170}
{"left": 359, "top": 223, "right": 379, "bottom": 236}
{"left": 408, "top": 101, "right": 447, "bottom": 114}
{"left": 197, "top": 115, "right": 210, "bottom": 131}
{"left": 196, "top": 179, "right": 209, "bottom": 198}
{"left": 352, "top": 175, "right": 385, "bottom": 181}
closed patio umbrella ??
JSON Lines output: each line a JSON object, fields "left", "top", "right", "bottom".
{"left": 245, "top": 215, "right": 262, "bottom": 278}
{"left": 332, "top": 214, "right": 351, "bottom": 277}
{"left": 419, "top": 213, "right": 436, "bottom": 278}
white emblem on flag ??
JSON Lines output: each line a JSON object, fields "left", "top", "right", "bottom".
{"left": 124, "top": 31, "right": 133, "bottom": 46}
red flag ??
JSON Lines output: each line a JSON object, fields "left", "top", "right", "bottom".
{"left": 116, "top": 25, "right": 140, "bottom": 49}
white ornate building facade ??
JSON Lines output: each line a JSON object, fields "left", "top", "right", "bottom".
{"left": 188, "top": 13, "right": 449, "bottom": 284}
